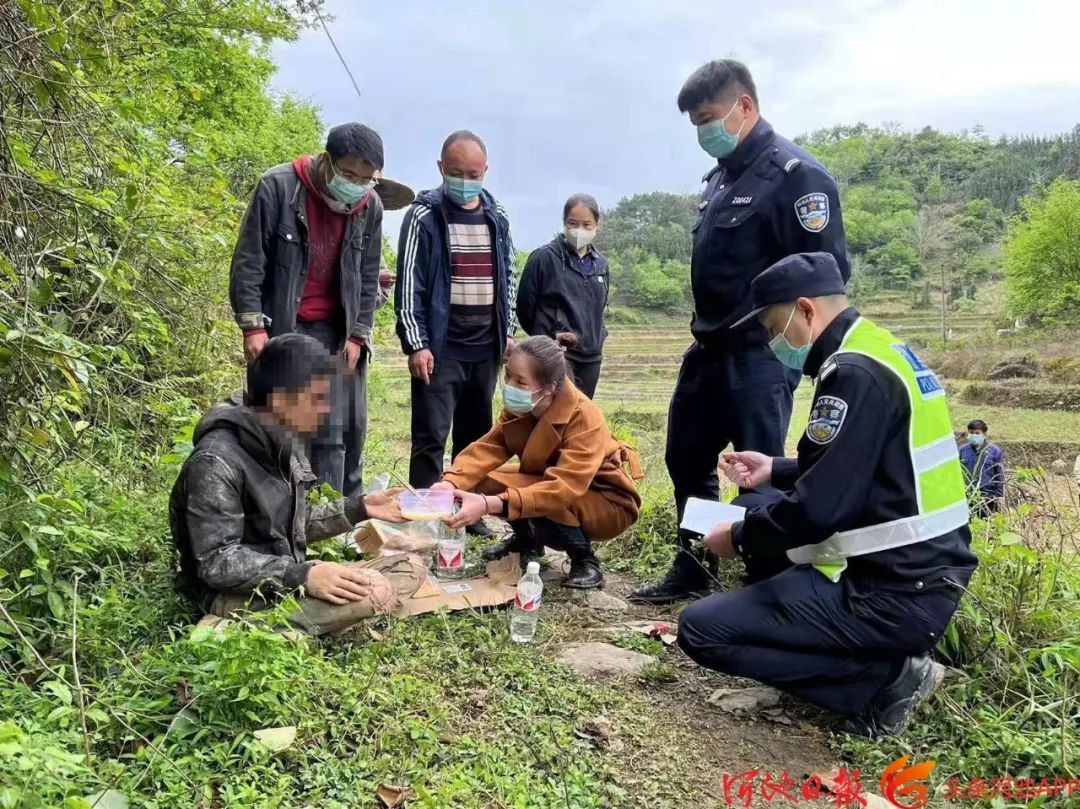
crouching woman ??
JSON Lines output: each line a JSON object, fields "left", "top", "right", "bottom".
{"left": 434, "top": 334, "right": 643, "bottom": 589}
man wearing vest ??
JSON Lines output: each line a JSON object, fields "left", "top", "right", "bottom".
{"left": 677, "top": 252, "right": 978, "bottom": 738}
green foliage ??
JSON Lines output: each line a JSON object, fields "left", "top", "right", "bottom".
{"left": 1004, "top": 179, "right": 1080, "bottom": 322}
{"left": 0, "top": 0, "right": 323, "bottom": 651}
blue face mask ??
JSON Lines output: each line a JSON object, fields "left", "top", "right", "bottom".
{"left": 768, "top": 305, "right": 812, "bottom": 371}
{"left": 968, "top": 433, "right": 985, "bottom": 447}
{"left": 327, "top": 161, "right": 374, "bottom": 206}
{"left": 443, "top": 175, "right": 484, "bottom": 206}
{"left": 502, "top": 383, "right": 545, "bottom": 415}
{"left": 696, "top": 99, "right": 746, "bottom": 159}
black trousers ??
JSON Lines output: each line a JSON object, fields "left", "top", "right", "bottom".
{"left": 297, "top": 320, "right": 368, "bottom": 499}
{"left": 409, "top": 354, "right": 499, "bottom": 488}
{"left": 666, "top": 342, "right": 801, "bottom": 528}
{"left": 677, "top": 566, "right": 959, "bottom": 716}
{"left": 568, "top": 357, "right": 602, "bottom": 399}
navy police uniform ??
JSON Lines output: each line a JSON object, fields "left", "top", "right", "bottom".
{"left": 678, "top": 255, "right": 978, "bottom": 722}
{"left": 649, "top": 119, "right": 850, "bottom": 596}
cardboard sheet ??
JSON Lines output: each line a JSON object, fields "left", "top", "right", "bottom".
{"left": 354, "top": 520, "right": 519, "bottom": 616}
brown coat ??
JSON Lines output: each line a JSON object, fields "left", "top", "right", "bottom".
{"left": 442, "top": 380, "right": 643, "bottom": 540}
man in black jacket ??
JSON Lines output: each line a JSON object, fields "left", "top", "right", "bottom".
{"left": 229, "top": 123, "right": 385, "bottom": 499}
{"left": 169, "top": 334, "right": 424, "bottom": 636}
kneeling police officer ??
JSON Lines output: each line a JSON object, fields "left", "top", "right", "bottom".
{"left": 677, "top": 252, "right": 978, "bottom": 737}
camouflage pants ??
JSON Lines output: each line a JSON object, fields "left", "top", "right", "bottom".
{"left": 208, "top": 554, "right": 426, "bottom": 637}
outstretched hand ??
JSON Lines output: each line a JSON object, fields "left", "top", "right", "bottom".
{"left": 718, "top": 451, "right": 772, "bottom": 489}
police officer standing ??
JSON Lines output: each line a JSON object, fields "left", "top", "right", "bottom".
{"left": 677, "top": 253, "right": 978, "bottom": 737}
{"left": 632, "top": 59, "right": 851, "bottom": 604}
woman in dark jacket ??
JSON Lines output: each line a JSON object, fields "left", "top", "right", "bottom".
{"left": 516, "top": 194, "right": 609, "bottom": 398}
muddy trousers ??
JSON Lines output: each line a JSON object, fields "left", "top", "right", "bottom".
{"left": 208, "top": 556, "right": 425, "bottom": 637}
{"left": 677, "top": 566, "right": 959, "bottom": 716}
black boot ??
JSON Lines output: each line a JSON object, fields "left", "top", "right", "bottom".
{"left": 482, "top": 520, "right": 542, "bottom": 565}
{"left": 557, "top": 527, "right": 604, "bottom": 590}
{"left": 466, "top": 520, "right": 495, "bottom": 538}
{"left": 836, "top": 655, "right": 945, "bottom": 739}
{"left": 628, "top": 533, "right": 715, "bottom": 605}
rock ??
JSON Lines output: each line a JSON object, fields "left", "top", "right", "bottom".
{"left": 570, "top": 589, "right": 630, "bottom": 612}
{"left": 558, "top": 642, "right": 656, "bottom": 676}
{"left": 1051, "top": 459, "right": 1070, "bottom": 476}
{"left": 707, "top": 686, "right": 783, "bottom": 713}
{"left": 987, "top": 356, "right": 1037, "bottom": 381}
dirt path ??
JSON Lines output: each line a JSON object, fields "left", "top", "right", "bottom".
{"left": 539, "top": 558, "right": 840, "bottom": 807}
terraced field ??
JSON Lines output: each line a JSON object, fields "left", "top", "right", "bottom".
{"left": 373, "top": 309, "right": 1080, "bottom": 475}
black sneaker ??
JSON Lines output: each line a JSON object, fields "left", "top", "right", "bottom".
{"left": 836, "top": 656, "right": 945, "bottom": 739}
{"left": 466, "top": 520, "right": 495, "bottom": 538}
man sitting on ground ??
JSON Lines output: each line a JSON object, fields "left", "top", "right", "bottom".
{"left": 169, "top": 334, "right": 424, "bottom": 636}
{"left": 677, "top": 252, "right": 978, "bottom": 738}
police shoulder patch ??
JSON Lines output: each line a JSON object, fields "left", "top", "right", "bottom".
{"left": 795, "top": 192, "right": 830, "bottom": 233}
{"left": 818, "top": 356, "right": 839, "bottom": 381}
{"left": 806, "top": 395, "right": 848, "bottom": 445}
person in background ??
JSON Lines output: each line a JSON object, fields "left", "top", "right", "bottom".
{"left": 677, "top": 252, "right": 976, "bottom": 739}
{"left": 517, "top": 193, "right": 610, "bottom": 399}
{"left": 631, "top": 59, "right": 850, "bottom": 605}
{"left": 959, "top": 419, "right": 1005, "bottom": 517}
{"left": 395, "top": 130, "right": 517, "bottom": 538}
{"left": 433, "top": 334, "right": 643, "bottom": 590}
{"left": 169, "top": 334, "right": 425, "bottom": 637}
{"left": 229, "top": 122, "right": 385, "bottom": 499}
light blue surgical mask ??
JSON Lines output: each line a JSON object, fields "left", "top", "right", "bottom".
{"left": 327, "top": 161, "right": 374, "bottom": 205}
{"left": 696, "top": 99, "right": 746, "bottom": 159}
{"left": 502, "top": 383, "right": 547, "bottom": 415}
{"left": 443, "top": 175, "right": 484, "bottom": 206}
{"left": 768, "top": 305, "right": 812, "bottom": 371}
{"left": 968, "top": 433, "right": 985, "bottom": 447}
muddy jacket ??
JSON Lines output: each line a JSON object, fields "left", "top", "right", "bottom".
{"left": 517, "top": 237, "right": 610, "bottom": 362}
{"left": 169, "top": 395, "right": 366, "bottom": 609}
{"left": 228, "top": 162, "right": 383, "bottom": 343}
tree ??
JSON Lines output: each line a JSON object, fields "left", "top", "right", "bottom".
{"left": 1004, "top": 179, "right": 1080, "bottom": 321}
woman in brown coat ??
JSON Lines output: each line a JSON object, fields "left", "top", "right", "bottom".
{"left": 435, "top": 334, "right": 642, "bottom": 589}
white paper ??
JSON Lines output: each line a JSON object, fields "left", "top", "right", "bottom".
{"left": 440, "top": 582, "right": 474, "bottom": 594}
{"left": 680, "top": 497, "right": 746, "bottom": 536}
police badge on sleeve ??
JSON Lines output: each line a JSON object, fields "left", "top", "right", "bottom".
{"left": 795, "top": 192, "right": 830, "bottom": 232}
{"left": 806, "top": 395, "right": 847, "bottom": 444}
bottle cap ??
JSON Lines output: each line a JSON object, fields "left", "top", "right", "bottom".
{"left": 526, "top": 561, "right": 541, "bottom": 575}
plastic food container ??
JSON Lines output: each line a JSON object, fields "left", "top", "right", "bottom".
{"left": 398, "top": 488, "right": 455, "bottom": 521}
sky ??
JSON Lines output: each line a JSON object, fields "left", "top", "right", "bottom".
{"left": 271, "top": 0, "right": 1080, "bottom": 250}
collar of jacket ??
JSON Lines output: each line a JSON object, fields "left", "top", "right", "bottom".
{"left": 805, "top": 306, "right": 860, "bottom": 378}
{"left": 718, "top": 118, "right": 775, "bottom": 178}
{"left": 416, "top": 185, "right": 495, "bottom": 216}
{"left": 508, "top": 378, "right": 582, "bottom": 471}
{"left": 558, "top": 236, "right": 599, "bottom": 262}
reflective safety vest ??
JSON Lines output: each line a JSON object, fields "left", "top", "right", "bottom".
{"left": 787, "top": 317, "right": 969, "bottom": 581}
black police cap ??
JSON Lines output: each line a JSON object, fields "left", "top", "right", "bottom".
{"left": 731, "top": 252, "right": 846, "bottom": 328}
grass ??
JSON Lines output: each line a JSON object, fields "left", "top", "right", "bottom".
{"left": 4, "top": 311, "right": 1079, "bottom": 807}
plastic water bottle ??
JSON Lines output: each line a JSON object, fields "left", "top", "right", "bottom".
{"left": 510, "top": 561, "right": 543, "bottom": 643}
{"left": 435, "top": 523, "right": 467, "bottom": 580}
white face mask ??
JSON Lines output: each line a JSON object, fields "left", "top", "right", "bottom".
{"left": 564, "top": 227, "right": 596, "bottom": 252}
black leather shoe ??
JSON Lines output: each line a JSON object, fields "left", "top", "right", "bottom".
{"left": 466, "top": 520, "right": 495, "bottom": 538}
{"left": 564, "top": 554, "right": 604, "bottom": 589}
{"left": 835, "top": 656, "right": 945, "bottom": 739}
{"left": 481, "top": 537, "right": 521, "bottom": 562}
